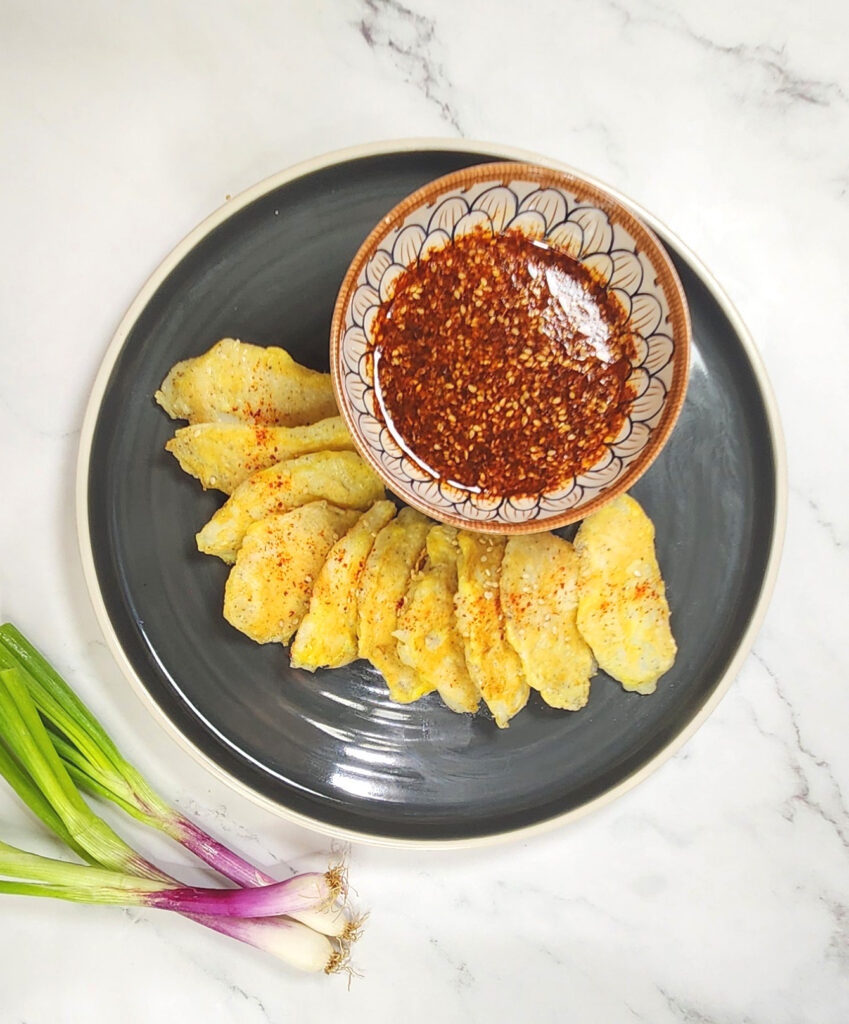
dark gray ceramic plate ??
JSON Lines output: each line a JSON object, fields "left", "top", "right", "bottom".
{"left": 78, "top": 142, "right": 785, "bottom": 847}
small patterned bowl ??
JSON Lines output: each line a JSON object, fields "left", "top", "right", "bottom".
{"left": 330, "top": 162, "right": 690, "bottom": 533}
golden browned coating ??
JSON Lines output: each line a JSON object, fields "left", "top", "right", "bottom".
{"left": 166, "top": 417, "right": 354, "bottom": 493}
{"left": 156, "top": 344, "right": 675, "bottom": 722}
{"left": 290, "top": 500, "right": 398, "bottom": 671}
{"left": 501, "top": 533, "right": 596, "bottom": 710}
{"left": 395, "top": 525, "right": 480, "bottom": 714}
{"left": 196, "top": 451, "right": 385, "bottom": 564}
{"left": 455, "top": 532, "right": 529, "bottom": 727}
{"left": 574, "top": 494, "right": 676, "bottom": 693}
{"left": 155, "top": 338, "right": 337, "bottom": 427}
{"left": 357, "top": 508, "right": 432, "bottom": 704}
{"left": 223, "top": 502, "right": 359, "bottom": 644}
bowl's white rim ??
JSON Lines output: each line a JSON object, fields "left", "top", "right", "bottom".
{"left": 76, "top": 138, "right": 788, "bottom": 851}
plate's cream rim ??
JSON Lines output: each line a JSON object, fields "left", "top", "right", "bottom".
{"left": 75, "top": 138, "right": 788, "bottom": 851}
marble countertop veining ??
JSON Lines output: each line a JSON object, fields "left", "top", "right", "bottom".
{"left": 1, "top": 0, "right": 848, "bottom": 1020}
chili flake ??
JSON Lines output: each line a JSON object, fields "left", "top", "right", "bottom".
{"left": 369, "top": 227, "right": 638, "bottom": 498}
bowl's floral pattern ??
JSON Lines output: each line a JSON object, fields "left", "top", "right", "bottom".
{"left": 335, "top": 168, "right": 688, "bottom": 529}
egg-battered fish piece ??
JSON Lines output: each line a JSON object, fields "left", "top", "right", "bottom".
{"left": 166, "top": 417, "right": 354, "bottom": 493}
{"left": 196, "top": 450, "right": 385, "bottom": 563}
{"left": 395, "top": 525, "right": 480, "bottom": 714}
{"left": 290, "top": 500, "right": 398, "bottom": 671}
{"left": 155, "top": 339, "right": 337, "bottom": 427}
{"left": 455, "top": 532, "right": 529, "bottom": 728}
{"left": 574, "top": 494, "right": 676, "bottom": 694}
{"left": 501, "top": 533, "right": 596, "bottom": 711}
{"left": 357, "top": 508, "right": 432, "bottom": 704}
{"left": 223, "top": 502, "right": 359, "bottom": 645}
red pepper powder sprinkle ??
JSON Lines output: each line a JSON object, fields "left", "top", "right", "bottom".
{"left": 370, "top": 227, "right": 638, "bottom": 498}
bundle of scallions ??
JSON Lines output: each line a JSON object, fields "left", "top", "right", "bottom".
{"left": 0, "top": 623, "right": 361, "bottom": 974}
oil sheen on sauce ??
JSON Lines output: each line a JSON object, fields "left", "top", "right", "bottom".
{"left": 369, "top": 227, "right": 638, "bottom": 498}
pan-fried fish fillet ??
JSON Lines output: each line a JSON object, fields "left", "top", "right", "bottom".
{"left": 455, "top": 532, "right": 529, "bottom": 728}
{"left": 223, "top": 502, "right": 358, "bottom": 644}
{"left": 290, "top": 500, "right": 398, "bottom": 671}
{"left": 395, "top": 525, "right": 480, "bottom": 714}
{"left": 166, "top": 417, "right": 354, "bottom": 493}
{"left": 574, "top": 494, "right": 676, "bottom": 694}
{"left": 155, "top": 338, "right": 337, "bottom": 427}
{"left": 501, "top": 533, "right": 596, "bottom": 711}
{"left": 357, "top": 508, "right": 432, "bottom": 704}
{"left": 196, "top": 450, "right": 385, "bottom": 563}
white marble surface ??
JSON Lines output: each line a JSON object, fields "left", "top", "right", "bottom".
{"left": 1, "top": 0, "right": 847, "bottom": 1020}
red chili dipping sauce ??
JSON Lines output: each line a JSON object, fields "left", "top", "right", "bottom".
{"left": 370, "top": 227, "right": 638, "bottom": 498}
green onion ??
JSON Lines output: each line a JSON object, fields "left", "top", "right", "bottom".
{"left": 0, "top": 627, "right": 361, "bottom": 974}
{"left": 0, "top": 624, "right": 352, "bottom": 938}
{"left": 0, "top": 837, "right": 341, "bottom": 917}
{"left": 0, "top": 839, "right": 164, "bottom": 890}
{"left": 0, "top": 856, "right": 337, "bottom": 974}
{"left": 0, "top": 625, "right": 288, "bottom": 865}
{"left": 0, "top": 740, "right": 92, "bottom": 862}
{"left": 0, "top": 666, "right": 163, "bottom": 880}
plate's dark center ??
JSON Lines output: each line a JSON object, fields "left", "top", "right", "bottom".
{"left": 86, "top": 148, "right": 778, "bottom": 842}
